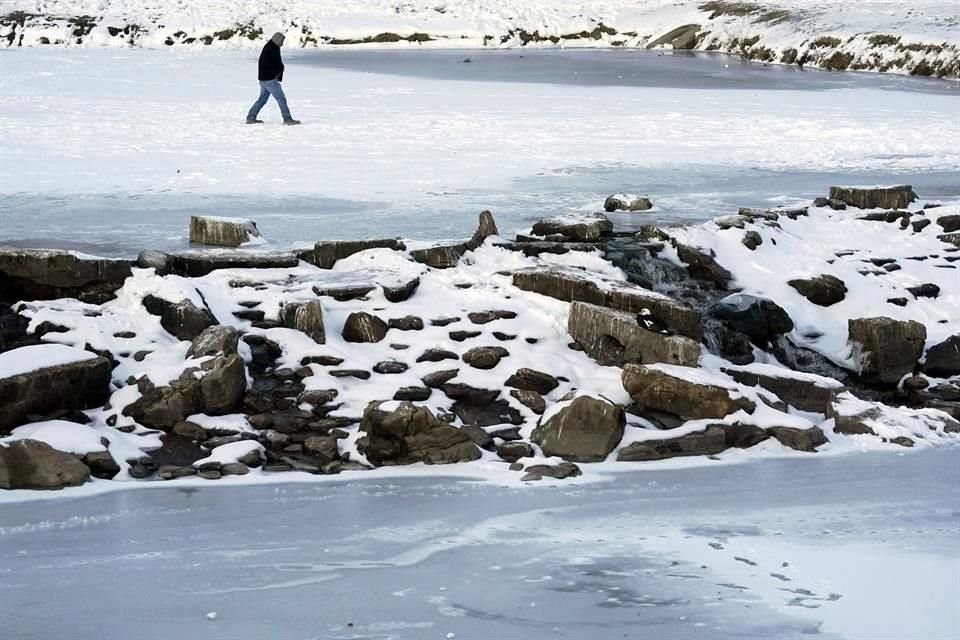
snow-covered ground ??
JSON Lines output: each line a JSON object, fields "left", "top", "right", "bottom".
{"left": 3, "top": 1, "right": 959, "bottom": 77}
{"left": 1, "top": 448, "right": 957, "bottom": 640}
{"left": 1, "top": 48, "right": 958, "bottom": 255}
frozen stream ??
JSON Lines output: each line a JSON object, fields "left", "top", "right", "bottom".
{"left": 1, "top": 48, "right": 958, "bottom": 257}
{"left": 1, "top": 448, "right": 958, "bottom": 640}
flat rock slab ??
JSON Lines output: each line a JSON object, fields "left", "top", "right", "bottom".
{"left": 569, "top": 302, "right": 700, "bottom": 367}
{"left": 0, "top": 246, "right": 132, "bottom": 304}
{"left": 622, "top": 364, "right": 756, "bottom": 421}
{"left": 0, "top": 344, "right": 112, "bottom": 433}
{"left": 296, "top": 239, "right": 406, "bottom": 269}
{"left": 531, "top": 214, "right": 613, "bottom": 242}
{"left": 493, "top": 241, "right": 598, "bottom": 257}
{"left": 513, "top": 267, "right": 701, "bottom": 340}
{"left": 140, "top": 249, "right": 298, "bottom": 277}
{"left": 189, "top": 216, "right": 262, "bottom": 248}
{"left": 721, "top": 365, "right": 842, "bottom": 414}
{"left": 828, "top": 185, "right": 917, "bottom": 210}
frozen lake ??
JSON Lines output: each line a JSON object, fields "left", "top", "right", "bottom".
{"left": 2, "top": 448, "right": 958, "bottom": 640}
{"left": 1, "top": 48, "right": 958, "bottom": 257}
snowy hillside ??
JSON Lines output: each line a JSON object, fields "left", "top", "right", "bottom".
{"left": 2, "top": 0, "right": 959, "bottom": 77}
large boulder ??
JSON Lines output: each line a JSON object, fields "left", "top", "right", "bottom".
{"left": 123, "top": 354, "right": 247, "bottom": 429}
{"left": 568, "top": 302, "right": 700, "bottom": 367}
{"left": 828, "top": 185, "right": 917, "bottom": 210}
{"left": 721, "top": 365, "right": 842, "bottom": 414}
{"left": 142, "top": 294, "right": 217, "bottom": 341}
{"left": 531, "top": 214, "right": 612, "bottom": 242}
{"left": 513, "top": 267, "right": 701, "bottom": 340}
{"left": 711, "top": 294, "right": 794, "bottom": 344}
{"left": 617, "top": 424, "right": 728, "bottom": 461}
{"left": 189, "top": 215, "right": 262, "bottom": 247}
{"left": 622, "top": 364, "right": 756, "bottom": 421}
{"left": 848, "top": 317, "right": 926, "bottom": 384}
{"left": 788, "top": 274, "right": 847, "bottom": 307}
{"left": 0, "top": 439, "right": 91, "bottom": 489}
{"left": 923, "top": 335, "right": 960, "bottom": 377}
{"left": 296, "top": 238, "right": 406, "bottom": 269}
{"left": 357, "top": 401, "right": 481, "bottom": 466}
{"left": 0, "top": 247, "right": 132, "bottom": 304}
{"left": 0, "top": 345, "right": 112, "bottom": 433}
{"left": 280, "top": 301, "right": 326, "bottom": 344}
{"left": 531, "top": 395, "right": 625, "bottom": 462}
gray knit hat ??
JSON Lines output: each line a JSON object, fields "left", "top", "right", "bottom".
{"left": 271, "top": 32, "right": 285, "bottom": 46}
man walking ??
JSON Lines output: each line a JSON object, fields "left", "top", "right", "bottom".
{"left": 247, "top": 32, "right": 301, "bottom": 125}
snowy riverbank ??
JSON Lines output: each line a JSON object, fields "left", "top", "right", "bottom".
{"left": 2, "top": 1, "right": 959, "bottom": 77}
{"left": 2, "top": 184, "right": 958, "bottom": 496}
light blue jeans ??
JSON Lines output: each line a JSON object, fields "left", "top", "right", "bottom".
{"left": 247, "top": 80, "right": 292, "bottom": 121}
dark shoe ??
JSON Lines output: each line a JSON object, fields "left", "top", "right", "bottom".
{"left": 283, "top": 119, "right": 301, "bottom": 126}
{"left": 246, "top": 118, "right": 263, "bottom": 124}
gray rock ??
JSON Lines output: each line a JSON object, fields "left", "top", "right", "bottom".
{"left": 342, "top": 312, "right": 388, "bottom": 343}
{"left": 711, "top": 295, "right": 794, "bottom": 344}
{"left": 513, "top": 268, "right": 702, "bottom": 340}
{"left": 394, "top": 386, "right": 432, "bottom": 401}
{"left": 220, "top": 462, "right": 249, "bottom": 476}
{"left": 312, "top": 284, "right": 374, "bottom": 301}
{"left": 788, "top": 274, "right": 848, "bottom": 307}
{"left": 568, "top": 302, "right": 701, "bottom": 368}
{"left": 157, "top": 465, "right": 197, "bottom": 480}
{"left": 937, "top": 215, "right": 960, "bottom": 233}
{"left": 742, "top": 231, "right": 763, "bottom": 250}
{"left": 504, "top": 368, "right": 559, "bottom": 395}
{"left": 382, "top": 277, "right": 420, "bottom": 303}
{"left": 199, "top": 355, "right": 247, "bottom": 414}
{"left": 676, "top": 244, "right": 733, "bottom": 289}
{"left": 416, "top": 349, "right": 459, "bottom": 363}
{"left": 467, "top": 310, "right": 517, "bottom": 325}
{"left": 388, "top": 315, "right": 424, "bottom": 331}
{"left": 493, "top": 241, "right": 597, "bottom": 257}
{"left": 496, "top": 441, "right": 534, "bottom": 463}
{"left": 186, "top": 325, "right": 239, "bottom": 358}
{"left": 460, "top": 425, "right": 495, "bottom": 450}
{"left": 766, "top": 426, "right": 828, "bottom": 452}
{"left": 296, "top": 238, "right": 406, "bottom": 269}
{"left": 452, "top": 398, "right": 524, "bottom": 428}
{"left": 531, "top": 214, "right": 613, "bottom": 242}
{"left": 142, "top": 294, "right": 217, "bottom": 341}
{"left": 605, "top": 195, "right": 654, "bottom": 212}
{"left": 373, "top": 360, "right": 409, "bottom": 375}
{"left": 0, "top": 247, "right": 132, "bottom": 305}
{"left": 829, "top": 185, "right": 918, "bottom": 210}
{"left": 162, "top": 250, "right": 298, "bottom": 277}
{"left": 189, "top": 215, "right": 261, "bottom": 247}
{"left": 0, "top": 350, "right": 112, "bottom": 433}
{"left": 297, "top": 389, "right": 339, "bottom": 406}
{"left": 81, "top": 450, "right": 121, "bottom": 479}
{"left": 521, "top": 461, "right": 582, "bottom": 481}
{"left": 303, "top": 435, "right": 340, "bottom": 464}
{"left": 647, "top": 23, "right": 700, "bottom": 49}
{"left": 328, "top": 369, "right": 371, "bottom": 380}
{"left": 721, "top": 367, "right": 840, "bottom": 414}
{"left": 510, "top": 389, "right": 546, "bottom": 414}
{"left": 531, "top": 395, "right": 625, "bottom": 462}
{"left": 617, "top": 425, "right": 729, "bottom": 461}
{"left": 923, "top": 335, "right": 960, "bottom": 377}
{"left": 410, "top": 211, "right": 499, "bottom": 268}
{"left": 237, "top": 448, "right": 264, "bottom": 468}
{"left": 279, "top": 301, "right": 326, "bottom": 344}
{"left": 462, "top": 346, "right": 510, "bottom": 370}
{"left": 0, "top": 439, "right": 91, "bottom": 489}
{"left": 422, "top": 369, "right": 459, "bottom": 388}
{"left": 357, "top": 401, "right": 480, "bottom": 466}
{"left": 849, "top": 317, "right": 926, "bottom": 384}
{"left": 622, "top": 364, "right": 756, "bottom": 420}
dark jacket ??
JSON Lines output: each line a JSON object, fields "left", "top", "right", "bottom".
{"left": 258, "top": 41, "right": 284, "bottom": 82}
